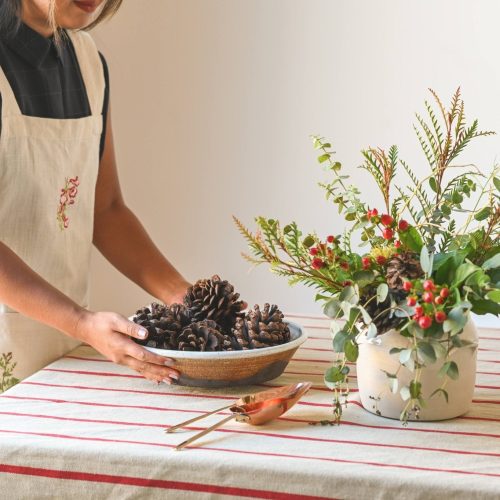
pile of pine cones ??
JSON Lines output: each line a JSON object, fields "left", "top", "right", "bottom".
{"left": 132, "top": 275, "right": 291, "bottom": 352}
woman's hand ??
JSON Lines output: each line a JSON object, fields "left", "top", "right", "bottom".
{"left": 75, "top": 310, "right": 179, "bottom": 384}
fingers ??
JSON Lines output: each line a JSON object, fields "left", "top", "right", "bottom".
{"left": 124, "top": 356, "right": 179, "bottom": 384}
{"left": 111, "top": 313, "right": 148, "bottom": 340}
{"left": 126, "top": 342, "right": 176, "bottom": 367}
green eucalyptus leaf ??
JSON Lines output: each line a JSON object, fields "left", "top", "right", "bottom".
{"left": 465, "top": 270, "right": 490, "bottom": 287}
{"left": 430, "top": 341, "right": 447, "bottom": 359}
{"left": 329, "top": 320, "right": 342, "bottom": 337}
{"left": 324, "top": 366, "right": 346, "bottom": 388}
{"left": 474, "top": 207, "right": 491, "bottom": 221}
{"left": 443, "top": 307, "right": 467, "bottom": 335}
{"left": 400, "top": 386, "right": 411, "bottom": 401}
{"left": 417, "top": 342, "right": 437, "bottom": 364}
{"left": 409, "top": 380, "right": 422, "bottom": 399}
{"left": 483, "top": 253, "right": 500, "bottom": 271}
{"left": 420, "top": 246, "right": 433, "bottom": 274}
{"left": 486, "top": 289, "right": 500, "bottom": 303}
{"left": 323, "top": 299, "right": 342, "bottom": 319}
{"left": 367, "top": 323, "right": 378, "bottom": 339}
{"left": 318, "top": 153, "right": 330, "bottom": 163}
{"left": 339, "top": 285, "right": 359, "bottom": 305}
{"left": 452, "top": 262, "right": 481, "bottom": 287}
{"left": 399, "top": 348, "right": 413, "bottom": 364}
{"left": 470, "top": 298, "right": 500, "bottom": 315}
{"left": 332, "top": 330, "right": 349, "bottom": 353}
{"left": 429, "top": 177, "right": 438, "bottom": 193}
{"left": 399, "top": 226, "right": 423, "bottom": 253}
{"left": 377, "top": 283, "right": 389, "bottom": 304}
{"left": 352, "top": 270, "right": 375, "bottom": 287}
{"left": 493, "top": 176, "right": 500, "bottom": 192}
{"left": 344, "top": 340, "right": 359, "bottom": 362}
{"left": 389, "top": 347, "right": 403, "bottom": 356}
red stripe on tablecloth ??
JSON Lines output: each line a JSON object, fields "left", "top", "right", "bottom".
{"left": 477, "top": 371, "right": 500, "bottom": 377}
{"left": 0, "top": 464, "right": 330, "bottom": 500}
{"left": 1, "top": 410, "right": 498, "bottom": 459}
{"left": 42, "top": 369, "right": 341, "bottom": 393}
{"left": 4, "top": 394, "right": 500, "bottom": 438}
{"left": 21, "top": 381, "right": 332, "bottom": 407}
{"left": 475, "top": 385, "right": 500, "bottom": 390}
{"left": 44, "top": 368, "right": 143, "bottom": 379}
{"left": 0, "top": 429, "right": 499, "bottom": 479}
{"left": 21, "top": 380, "right": 500, "bottom": 409}
{"left": 300, "top": 347, "right": 334, "bottom": 352}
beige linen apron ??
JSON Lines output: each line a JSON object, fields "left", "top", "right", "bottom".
{"left": 0, "top": 30, "right": 104, "bottom": 380}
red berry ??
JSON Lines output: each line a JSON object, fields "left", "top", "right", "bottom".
{"left": 398, "top": 219, "right": 409, "bottom": 231}
{"left": 311, "top": 258, "right": 324, "bottom": 270}
{"left": 440, "top": 287, "right": 450, "bottom": 299}
{"left": 407, "top": 296, "right": 417, "bottom": 307}
{"left": 309, "top": 247, "right": 319, "bottom": 256}
{"left": 423, "top": 279, "right": 435, "bottom": 291}
{"left": 382, "top": 228, "right": 394, "bottom": 240}
{"left": 342, "top": 280, "right": 353, "bottom": 287}
{"left": 340, "top": 261, "right": 349, "bottom": 270}
{"left": 435, "top": 296, "right": 444, "bottom": 305}
{"left": 327, "top": 235, "right": 335, "bottom": 243}
{"left": 435, "top": 311, "right": 447, "bottom": 323}
{"left": 423, "top": 291, "right": 434, "bottom": 303}
{"left": 362, "top": 257, "right": 371, "bottom": 269}
{"left": 403, "top": 280, "right": 413, "bottom": 292}
{"left": 381, "top": 214, "right": 394, "bottom": 227}
{"left": 394, "top": 240, "right": 402, "bottom": 248}
{"left": 376, "top": 255, "right": 387, "bottom": 265}
{"left": 418, "top": 315, "right": 432, "bottom": 329}
{"left": 370, "top": 208, "right": 378, "bottom": 218}
{"left": 415, "top": 305, "right": 424, "bottom": 317}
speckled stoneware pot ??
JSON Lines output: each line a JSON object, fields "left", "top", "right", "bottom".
{"left": 144, "top": 321, "right": 307, "bottom": 388}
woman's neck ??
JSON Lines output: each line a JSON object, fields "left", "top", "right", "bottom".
{"left": 21, "top": 3, "right": 54, "bottom": 38}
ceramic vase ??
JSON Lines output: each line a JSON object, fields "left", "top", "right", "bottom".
{"left": 356, "top": 320, "right": 478, "bottom": 421}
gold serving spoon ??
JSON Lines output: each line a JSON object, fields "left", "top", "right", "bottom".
{"left": 166, "top": 382, "right": 312, "bottom": 450}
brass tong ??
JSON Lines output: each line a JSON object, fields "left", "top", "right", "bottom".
{"left": 166, "top": 382, "right": 312, "bottom": 450}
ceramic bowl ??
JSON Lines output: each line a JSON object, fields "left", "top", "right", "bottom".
{"left": 144, "top": 321, "right": 306, "bottom": 388}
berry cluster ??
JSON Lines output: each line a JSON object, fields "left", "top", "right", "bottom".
{"left": 366, "top": 207, "right": 410, "bottom": 246}
{"left": 403, "top": 278, "right": 449, "bottom": 329}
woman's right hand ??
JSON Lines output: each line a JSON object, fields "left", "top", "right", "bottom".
{"left": 75, "top": 310, "right": 179, "bottom": 384}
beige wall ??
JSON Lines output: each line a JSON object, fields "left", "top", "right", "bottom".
{"left": 90, "top": 0, "right": 500, "bottom": 323}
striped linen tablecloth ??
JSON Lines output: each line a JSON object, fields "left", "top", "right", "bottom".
{"left": 0, "top": 314, "right": 499, "bottom": 499}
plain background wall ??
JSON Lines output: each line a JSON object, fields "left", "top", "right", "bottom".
{"left": 90, "top": 0, "right": 500, "bottom": 325}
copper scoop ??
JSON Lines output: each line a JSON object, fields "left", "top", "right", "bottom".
{"left": 166, "top": 382, "right": 312, "bottom": 450}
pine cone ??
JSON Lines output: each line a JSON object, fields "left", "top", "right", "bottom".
{"left": 361, "top": 287, "right": 407, "bottom": 335}
{"left": 386, "top": 252, "right": 424, "bottom": 290}
{"left": 171, "top": 320, "right": 230, "bottom": 352}
{"left": 132, "top": 302, "right": 191, "bottom": 349}
{"left": 184, "top": 275, "right": 244, "bottom": 334}
{"left": 230, "top": 304, "right": 290, "bottom": 350}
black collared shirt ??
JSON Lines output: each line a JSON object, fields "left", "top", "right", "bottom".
{"left": 0, "top": 23, "right": 109, "bottom": 159}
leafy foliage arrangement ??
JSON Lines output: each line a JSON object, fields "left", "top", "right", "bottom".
{"left": 0, "top": 352, "right": 19, "bottom": 393}
{"left": 235, "top": 88, "right": 500, "bottom": 424}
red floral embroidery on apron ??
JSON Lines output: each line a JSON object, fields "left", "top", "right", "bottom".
{"left": 57, "top": 176, "right": 80, "bottom": 230}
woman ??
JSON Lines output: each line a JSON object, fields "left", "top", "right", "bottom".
{"left": 0, "top": 0, "right": 188, "bottom": 384}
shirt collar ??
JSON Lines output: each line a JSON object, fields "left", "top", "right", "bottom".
{"left": 4, "top": 22, "right": 66, "bottom": 68}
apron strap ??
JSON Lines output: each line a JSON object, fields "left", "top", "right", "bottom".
{"left": 0, "top": 65, "right": 22, "bottom": 118}
{"left": 67, "top": 30, "right": 105, "bottom": 117}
